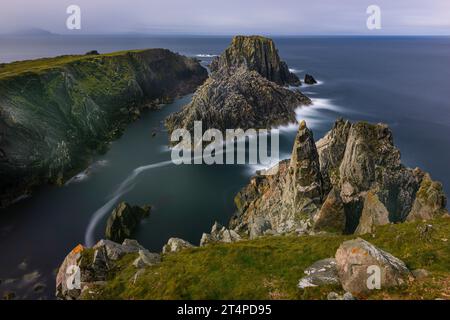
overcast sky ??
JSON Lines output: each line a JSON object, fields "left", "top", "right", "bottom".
{"left": 1, "top": 0, "right": 450, "bottom": 35}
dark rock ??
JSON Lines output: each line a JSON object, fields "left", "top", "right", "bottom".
{"left": 314, "top": 188, "right": 346, "bottom": 233}
{"left": 304, "top": 74, "right": 317, "bottom": 85}
{"left": 85, "top": 50, "right": 99, "bottom": 55}
{"left": 105, "top": 202, "right": 150, "bottom": 243}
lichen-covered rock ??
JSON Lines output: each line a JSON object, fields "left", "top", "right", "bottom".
{"left": 162, "top": 238, "right": 195, "bottom": 253}
{"left": 298, "top": 258, "right": 340, "bottom": 288}
{"left": 407, "top": 173, "right": 448, "bottom": 221}
{"left": 200, "top": 222, "right": 242, "bottom": 245}
{"left": 355, "top": 191, "right": 390, "bottom": 235}
{"left": 210, "top": 35, "right": 300, "bottom": 86}
{"left": 105, "top": 202, "right": 150, "bottom": 243}
{"left": 232, "top": 119, "right": 448, "bottom": 239}
{"left": 314, "top": 188, "right": 346, "bottom": 233}
{"left": 133, "top": 250, "right": 161, "bottom": 269}
{"left": 56, "top": 239, "right": 146, "bottom": 299}
{"left": 231, "top": 121, "right": 323, "bottom": 236}
{"left": 335, "top": 238, "right": 412, "bottom": 295}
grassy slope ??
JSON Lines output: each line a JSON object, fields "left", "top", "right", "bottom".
{"left": 0, "top": 50, "right": 146, "bottom": 79}
{"left": 87, "top": 216, "right": 450, "bottom": 300}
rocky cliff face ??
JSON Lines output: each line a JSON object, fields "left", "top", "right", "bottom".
{"left": 165, "top": 36, "right": 310, "bottom": 136}
{"left": 0, "top": 49, "right": 207, "bottom": 207}
{"left": 210, "top": 35, "right": 300, "bottom": 86}
{"left": 232, "top": 119, "right": 448, "bottom": 237}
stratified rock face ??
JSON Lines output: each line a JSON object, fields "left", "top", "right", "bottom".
{"left": 165, "top": 36, "right": 311, "bottom": 137}
{"left": 166, "top": 68, "right": 310, "bottom": 133}
{"left": 0, "top": 49, "right": 207, "bottom": 208}
{"left": 210, "top": 35, "right": 300, "bottom": 86}
{"left": 335, "top": 238, "right": 411, "bottom": 295}
{"left": 232, "top": 119, "right": 448, "bottom": 237}
{"left": 105, "top": 202, "right": 150, "bottom": 243}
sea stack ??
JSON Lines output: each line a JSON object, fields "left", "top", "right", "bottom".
{"left": 165, "top": 35, "right": 311, "bottom": 136}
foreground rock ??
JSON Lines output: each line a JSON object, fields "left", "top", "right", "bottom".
{"left": 56, "top": 239, "right": 157, "bottom": 299}
{"left": 0, "top": 49, "right": 207, "bottom": 208}
{"left": 165, "top": 36, "right": 311, "bottom": 137}
{"left": 200, "top": 222, "right": 242, "bottom": 246}
{"left": 162, "top": 238, "right": 195, "bottom": 253}
{"left": 298, "top": 258, "right": 340, "bottom": 288}
{"left": 232, "top": 119, "right": 448, "bottom": 238}
{"left": 335, "top": 238, "right": 412, "bottom": 295}
{"left": 105, "top": 202, "right": 150, "bottom": 243}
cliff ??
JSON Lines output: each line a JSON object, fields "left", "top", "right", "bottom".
{"left": 210, "top": 35, "right": 300, "bottom": 86}
{"left": 232, "top": 119, "right": 448, "bottom": 237}
{"left": 0, "top": 49, "right": 207, "bottom": 207}
{"left": 165, "top": 36, "right": 311, "bottom": 136}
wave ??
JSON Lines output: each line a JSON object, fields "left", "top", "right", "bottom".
{"left": 195, "top": 54, "right": 218, "bottom": 58}
{"left": 65, "top": 160, "right": 109, "bottom": 186}
{"left": 289, "top": 68, "right": 303, "bottom": 74}
{"left": 85, "top": 159, "right": 174, "bottom": 246}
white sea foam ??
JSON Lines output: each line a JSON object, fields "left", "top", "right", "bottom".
{"left": 65, "top": 160, "right": 109, "bottom": 185}
{"left": 195, "top": 54, "right": 218, "bottom": 58}
{"left": 289, "top": 68, "right": 303, "bottom": 74}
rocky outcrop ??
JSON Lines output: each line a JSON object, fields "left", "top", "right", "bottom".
{"left": 232, "top": 119, "right": 448, "bottom": 238}
{"left": 105, "top": 202, "right": 150, "bottom": 243}
{"left": 304, "top": 74, "right": 317, "bottom": 85}
{"left": 162, "top": 238, "right": 195, "bottom": 253}
{"left": 200, "top": 222, "right": 242, "bottom": 246}
{"left": 0, "top": 49, "right": 207, "bottom": 207}
{"left": 165, "top": 36, "right": 311, "bottom": 137}
{"left": 210, "top": 36, "right": 300, "bottom": 86}
{"left": 297, "top": 258, "right": 340, "bottom": 288}
{"left": 407, "top": 173, "right": 447, "bottom": 221}
{"left": 335, "top": 238, "right": 412, "bottom": 295}
{"left": 56, "top": 239, "right": 148, "bottom": 299}
{"left": 231, "top": 121, "right": 324, "bottom": 237}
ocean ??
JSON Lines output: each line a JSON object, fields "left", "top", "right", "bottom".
{"left": 0, "top": 35, "right": 449, "bottom": 299}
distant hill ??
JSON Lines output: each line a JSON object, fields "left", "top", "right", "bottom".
{"left": 5, "top": 28, "right": 56, "bottom": 36}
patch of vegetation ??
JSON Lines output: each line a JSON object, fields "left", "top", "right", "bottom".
{"left": 89, "top": 216, "right": 450, "bottom": 300}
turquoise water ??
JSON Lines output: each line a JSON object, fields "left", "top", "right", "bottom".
{"left": 0, "top": 36, "right": 449, "bottom": 299}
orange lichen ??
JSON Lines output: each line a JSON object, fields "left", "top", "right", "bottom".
{"left": 71, "top": 244, "right": 85, "bottom": 254}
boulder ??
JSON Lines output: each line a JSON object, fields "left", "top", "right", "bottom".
{"left": 298, "top": 258, "right": 340, "bottom": 289}
{"left": 105, "top": 202, "right": 150, "bottom": 243}
{"left": 304, "top": 74, "right": 317, "bottom": 85}
{"left": 335, "top": 238, "right": 411, "bottom": 295}
{"left": 133, "top": 250, "right": 161, "bottom": 269}
{"left": 162, "top": 238, "right": 195, "bottom": 253}
{"left": 327, "top": 291, "right": 355, "bottom": 300}
{"left": 56, "top": 239, "right": 146, "bottom": 299}
{"left": 355, "top": 191, "right": 390, "bottom": 235}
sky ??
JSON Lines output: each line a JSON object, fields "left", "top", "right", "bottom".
{"left": 1, "top": 0, "right": 449, "bottom": 36}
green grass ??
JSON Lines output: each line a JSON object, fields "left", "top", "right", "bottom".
{"left": 86, "top": 216, "right": 450, "bottom": 300}
{"left": 0, "top": 49, "right": 146, "bottom": 79}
